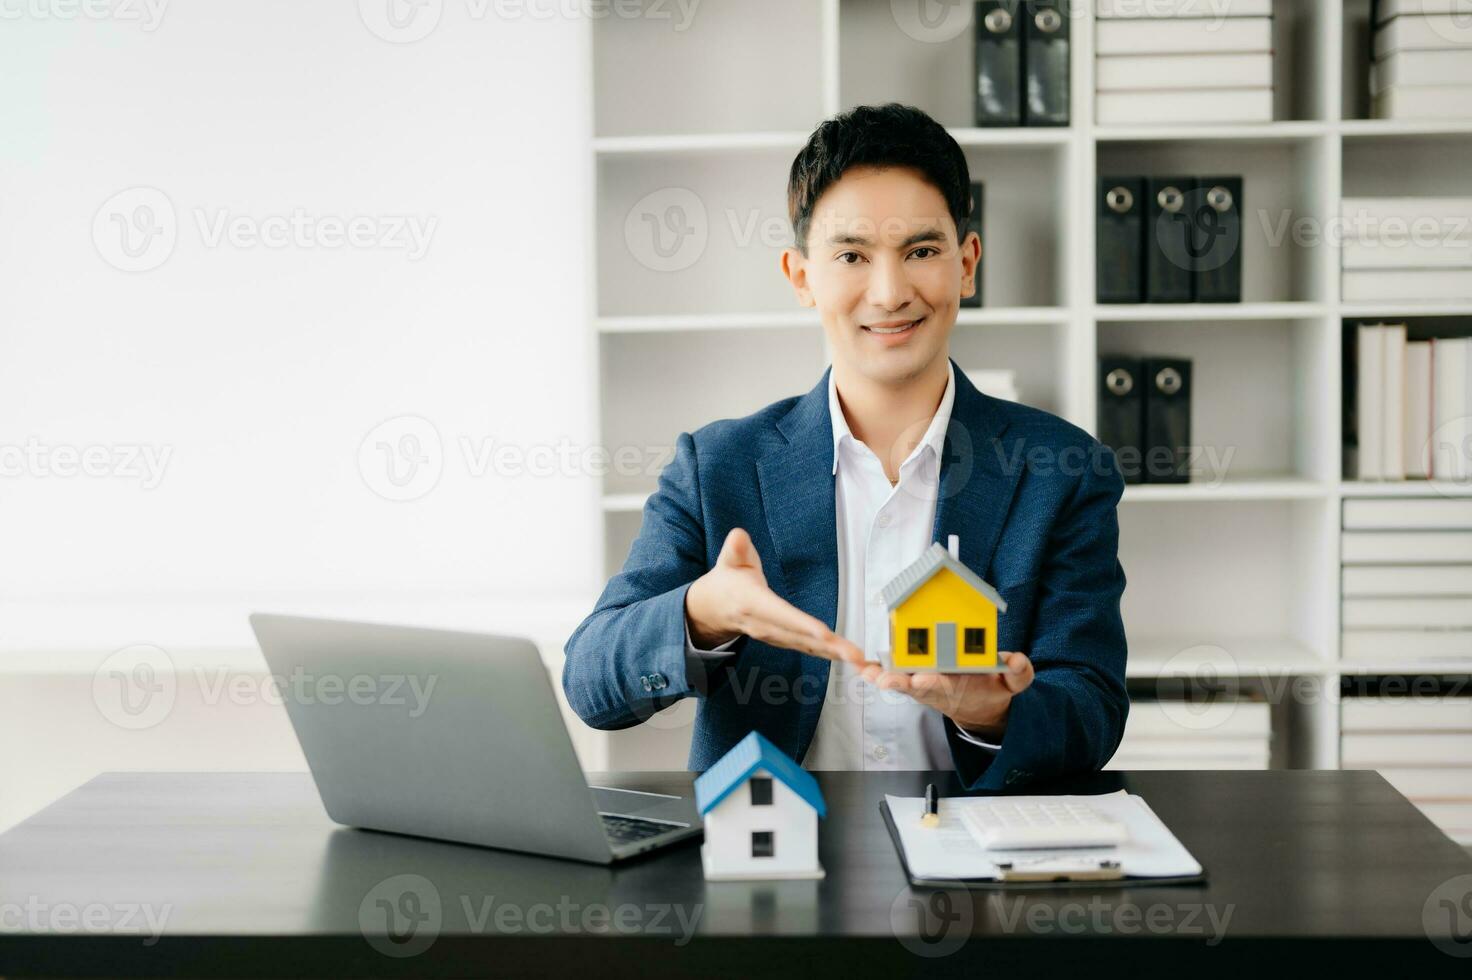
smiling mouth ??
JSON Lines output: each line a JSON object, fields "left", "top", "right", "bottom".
{"left": 863, "top": 317, "right": 924, "bottom": 336}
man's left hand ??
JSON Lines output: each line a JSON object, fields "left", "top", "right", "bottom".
{"left": 858, "top": 652, "right": 1034, "bottom": 742}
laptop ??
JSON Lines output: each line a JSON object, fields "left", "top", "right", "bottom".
{"left": 248, "top": 613, "right": 701, "bottom": 864}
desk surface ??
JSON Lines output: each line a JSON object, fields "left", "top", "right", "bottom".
{"left": 0, "top": 770, "right": 1469, "bottom": 978}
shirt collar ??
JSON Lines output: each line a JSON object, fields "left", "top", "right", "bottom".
{"left": 828, "top": 360, "right": 956, "bottom": 477}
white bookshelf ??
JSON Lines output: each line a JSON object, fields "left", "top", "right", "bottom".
{"left": 585, "top": 0, "right": 1472, "bottom": 778}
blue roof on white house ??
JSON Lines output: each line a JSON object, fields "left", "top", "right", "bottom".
{"left": 693, "top": 731, "right": 827, "bottom": 818}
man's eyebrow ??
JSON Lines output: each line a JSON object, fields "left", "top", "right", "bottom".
{"left": 826, "top": 226, "right": 949, "bottom": 248}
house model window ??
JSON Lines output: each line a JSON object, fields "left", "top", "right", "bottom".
{"left": 749, "top": 776, "right": 773, "bottom": 806}
{"left": 751, "top": 830, "right": 775, "bottom": 858}
{"left": 907, "top": 628, "right": 929, "bottom": 655}
{"left": 964, "top": 628, "right": 987, "bottom": 654}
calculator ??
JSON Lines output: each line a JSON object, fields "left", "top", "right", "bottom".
{"left": 958, "top": 800, "right": 1129, "bottom": 850}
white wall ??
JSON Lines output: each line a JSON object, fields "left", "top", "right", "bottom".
{"left": 0, "top": 2, "right": 599, "bottom": 826}
{"left": 0, "top": 2, "right": 599, "bottom": 640}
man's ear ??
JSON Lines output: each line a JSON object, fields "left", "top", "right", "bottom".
{"left": 780, "top": 247, "right": 815, "bottom": 307}
{"left": 959, "top": 230, "right": 982, "bottom": 299}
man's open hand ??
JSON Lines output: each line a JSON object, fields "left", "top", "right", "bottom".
{"left": 685, "top": 528, "right": 876, "bottom": 666}
{"left": 859, "top": 652, "right": 1034, "bottom": 741}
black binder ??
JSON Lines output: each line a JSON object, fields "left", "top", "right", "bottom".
{"left": 1142, "top": 357, "right": 1192, "bottom": 483}
{"left": 1098, "top": 356, "right": 1145, "bottom": 484}
{"left": 962, "top": 180, "right": 985, "bottom": 308}
{"left": 1023, "top": 0, "right": 1070, "bottom": 126}
{"left": 1146, "top": 177, "right": 1195, "bottom": 304}
{"left": 975, "top": 1, "right": 1022, "bottom": 126}
{"left": 1192, "top": 176, "right": 1243, "bottom": 303}
{"left": 1096, "top": 176, "right": 1144, "bottom": 304}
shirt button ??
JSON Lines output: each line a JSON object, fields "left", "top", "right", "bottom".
{"left": 873, "top": 744, "right": 889, "bottom": 761}
{"left": 877, "top": 513, "right": 892, "bottom": 528}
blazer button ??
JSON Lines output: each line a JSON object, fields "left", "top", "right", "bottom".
{"left": 651, "top": 673, "right": 666, "bottom": 690}
{"left": 640, "top": 675, "right": 652, "bottom": 692}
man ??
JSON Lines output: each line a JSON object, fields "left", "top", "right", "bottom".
{"left": 563, "top": 103, "right": 1127, "bottom": 790}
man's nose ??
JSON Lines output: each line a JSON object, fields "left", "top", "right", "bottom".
{"left": 866, "top": 254, "right": 916, "bottom": 312}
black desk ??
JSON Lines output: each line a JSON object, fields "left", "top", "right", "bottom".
{"left": 0, "top": 770, "right": 1469, "bottom": 977}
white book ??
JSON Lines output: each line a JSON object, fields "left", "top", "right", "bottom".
{"left": 1343, "top": 496, "right": 1472, "bottom": 528}
{"left": 1341, "top": 732, "right": 1472, "bottom": 766}
{"left": 1342, "top": 530, "right": 1472, "bottom": 562}
{"left": 1096, "top": 0, "right": 1273, "bottom": 17}
{"left": 1341, "top": 197, "right": 1472, "bottom": 227}
{"left": 1342, "top": 629, "right": 1472, "bottom": 661}
{"left": 1342, "top": 238, "right": 1472, "bottom": 269}
{"left": 1384, "top": 323, "right": 1407, "bottom": 480}
{"left": 1375, "top": 15, "right": 1472, "bottom": 58}
{"left": 1372, "top": 49, "right": 1472, "bottom": 93}
{"left": 1358, "top": 324, "right": 1386, "bottom": 481}
{"left": 1379, "top": 768, "right": 1472, "bottom": 799}
{"left": 1095, "top": 88, "right": 1273, "bottom": 124}
{"left": 1342, "top": 597, "right": 1472, "bottom": 629}
{"left": 1095, "top": 52, "right": 1273, "bottom": 90}
{"left": 1343, "top": 565, "right": 1472, "bottom": 596}
{"left": 1433, "top": 337, "right": 1471, "bottom": 481}
{"left": 1376, "top": 0, "right": 1472, "bottom": 22}
{"left": 1405, "top": 340, "right": 1434, "bottom": 478}
{"left": 1095, "top": 17, "right": 1272, "bottom": 55}
{"left": 1342, "top": 269, "right": 1472, "bottom": 302}
{"left": 1374, "top": 83, "right": 1472, "bottom": 120}
{"left": 1342, "top": 698, "right": 1472, "bottom": 733}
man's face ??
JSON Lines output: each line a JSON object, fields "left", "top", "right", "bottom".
{"left": 782, "top": 165, "right": 980, "bottom": 388}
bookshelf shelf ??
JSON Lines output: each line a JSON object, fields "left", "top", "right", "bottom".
{"left": 585, "top": 0, "right": 1470, "bottom": 784}
{"left": 1338, "top": 481, "right": 1472, "bottom": 498}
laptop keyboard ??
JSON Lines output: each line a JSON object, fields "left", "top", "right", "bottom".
{"left": 600, "top": 813, "right": 681, "bottom": 845}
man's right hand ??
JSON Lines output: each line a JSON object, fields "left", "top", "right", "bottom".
{"left": 683, "top": 527, "right": 874, "bottom": 665}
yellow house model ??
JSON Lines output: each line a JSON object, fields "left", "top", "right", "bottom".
{"left": 880, "top": 536, "right": 1008, "bottom": 673}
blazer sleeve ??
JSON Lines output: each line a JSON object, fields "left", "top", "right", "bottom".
{"left": 945, "top": 451, "right": 1130, "bottom": 790}
{"left": 561, "top": 430, "right": 747, "bottom": 731}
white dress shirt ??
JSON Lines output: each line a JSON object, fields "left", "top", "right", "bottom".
{"left": 685, "top": 361, "right": 999, "bottom": 770}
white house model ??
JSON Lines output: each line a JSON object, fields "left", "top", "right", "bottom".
{"left": 693, "top": 730, "right": 827, "bottom": 880}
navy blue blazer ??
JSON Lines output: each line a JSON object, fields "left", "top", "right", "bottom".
{"left": 563, "top": 359, "right": 1129, "bottom": 790}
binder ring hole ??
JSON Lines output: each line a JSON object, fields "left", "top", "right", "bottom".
{"left": 1207, "top": 186, "right": 1233, "bottom": 213}
{"left": 1155, "top": 367, "right": 1183, "bottom": 396}
{"left": 1157, "top": 187, "right": 1184, "bottom": 213}
{"left": 983, "top": 8, "right": 1012, "bottom": 32}
{"left": 1035, "top": 8, "right": 1061, "bottom": 32}
{"left": 1105, "top": 368, "right": 1134, "bottom": 396}
{"left": 1106, "top": 187, "right": 1134, "bottom": 214}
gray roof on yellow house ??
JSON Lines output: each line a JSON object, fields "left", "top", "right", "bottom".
{"left": 880, "top": 542, "right": 1008, "bottom": 613}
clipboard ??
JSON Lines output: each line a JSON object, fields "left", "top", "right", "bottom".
{"left": 879, "top": 799, "right": 1209, "bottom": 890}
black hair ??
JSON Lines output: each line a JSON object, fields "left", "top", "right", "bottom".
{"left": 786, "top": 103, "right": 974, "bottom": 257}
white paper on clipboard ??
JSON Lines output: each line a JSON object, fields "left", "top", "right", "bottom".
{"left": 884, "top": 790, "right": 1203, "bottom": 881}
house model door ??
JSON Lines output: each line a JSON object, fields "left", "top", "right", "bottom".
{"left": 936, "top": 622, "right": 957, "bottom": 671}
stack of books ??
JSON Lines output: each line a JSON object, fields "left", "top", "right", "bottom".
{"left": 1341, "top": 497, "right": 1472, "bottom": 665}
{"left": 1094, "top": 0, "right": 1274, "bottom": 126}
{"left": 1105, "top": 696, "right": 1271, "bottom": 770}
{"left": 1371, "top": 0, "right": 1472, "bottom": 120}
{"left": 1341, "top": 685, "right": 1472, "bottom": 845}
{"left": 1341, "top": 197, "right": 1472, "bottom": 304}
{"left": 1351, "top": 323, "right": 1471, "bottom": 482}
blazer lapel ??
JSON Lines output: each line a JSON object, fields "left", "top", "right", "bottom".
{"left": 932, "top": 359, "right": 1021, "bottom": 584}
{"left": 756, "top": 369, "right": 838, "bottom": 753}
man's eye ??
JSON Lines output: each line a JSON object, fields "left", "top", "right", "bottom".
{"left": 910, "top": 247, "right": 938, "bottom": 259}
{"left": 837, "top": 252, "right": 864, "bottom": 264}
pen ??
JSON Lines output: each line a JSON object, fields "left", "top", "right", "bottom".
{"left": 921, "top": 783, "right": 939, "bottom": 828}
